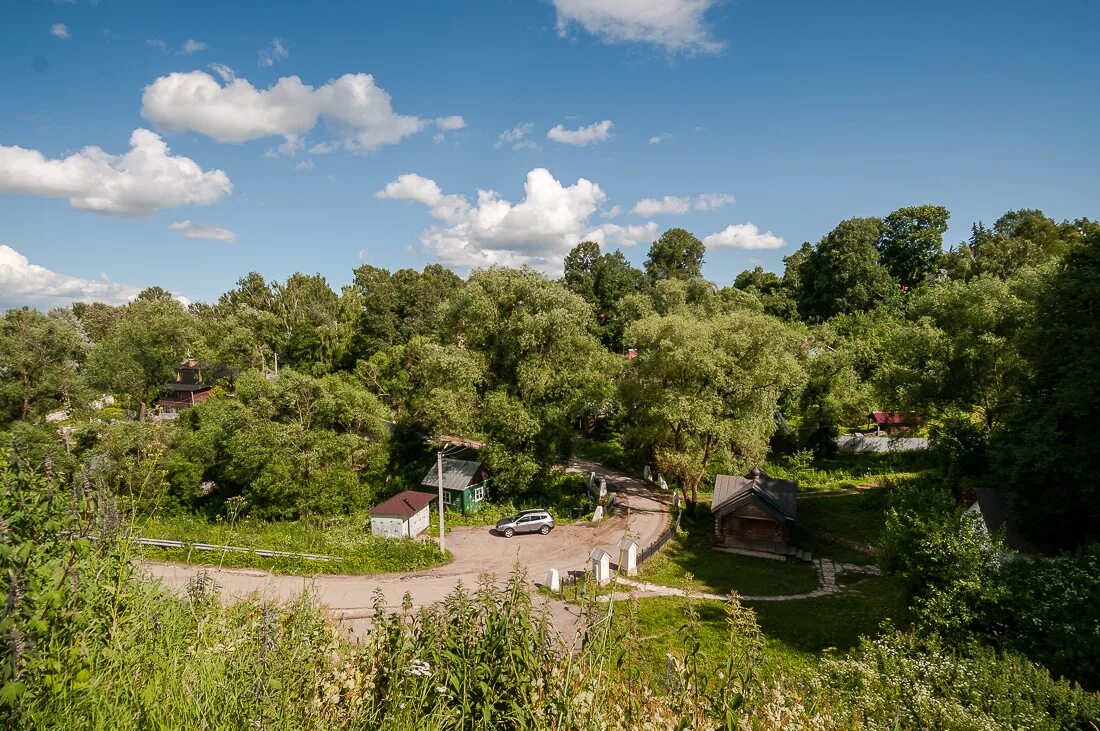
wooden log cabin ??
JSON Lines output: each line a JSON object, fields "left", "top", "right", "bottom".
{"left": 710, "top": 468, "right": 798, "bottom": 556}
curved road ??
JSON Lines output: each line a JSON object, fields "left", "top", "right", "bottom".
{"left": 143, "top": 459, "right": 671, "bottom": 637}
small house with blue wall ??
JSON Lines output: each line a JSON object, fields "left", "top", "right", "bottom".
{"left": 417, "top": 458, "right": 489, "bottom": 515}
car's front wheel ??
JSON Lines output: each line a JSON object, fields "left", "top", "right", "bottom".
{"left": 503, "top": 528, "right": 514, "bottom": 538}
{"left": 539, "top": 525, "right": 550, "bottom": 535}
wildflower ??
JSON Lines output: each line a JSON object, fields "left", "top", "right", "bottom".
{"left": 405, "top": 659, "right": 432, "bottom": 677}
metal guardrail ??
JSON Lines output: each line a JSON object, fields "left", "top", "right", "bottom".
{"left": 637, "top": 510, "right": 682, "bottom": 565}
{"left": 132, "top": 537, "right": 340, "bottom": 562}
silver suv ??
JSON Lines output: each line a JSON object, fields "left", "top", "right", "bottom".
{"left": 495, "top": 509, "right": 555, "bottom": 538}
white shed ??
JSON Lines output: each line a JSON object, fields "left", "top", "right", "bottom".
{"left": 370, "top": 491, "right": 436, "bottom": 539}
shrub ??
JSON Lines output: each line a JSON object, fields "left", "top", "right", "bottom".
{"left": 820, "top": 631, "right": 1100, "bottom": 730}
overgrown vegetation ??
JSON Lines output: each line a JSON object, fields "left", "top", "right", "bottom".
{"left": 8, "top": 457, "right": 1098, "bottom": 729}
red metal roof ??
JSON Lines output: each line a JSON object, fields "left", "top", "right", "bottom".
{"left": 870, "top": 411, "right": 920, "bottom": 426}
{"left": 370, "top": 490, "right": 436, "bottom": 519}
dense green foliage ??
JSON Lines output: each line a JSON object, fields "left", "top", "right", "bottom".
{"left": 5, "top": 208, "right": 1100, "bottom": 719}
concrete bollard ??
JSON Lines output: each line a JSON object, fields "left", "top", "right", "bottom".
{"left": 546, "top": 568, "right": 560, "bottom": 593}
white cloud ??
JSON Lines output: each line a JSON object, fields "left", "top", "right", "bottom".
{"left": 649, "top": 133, "right": 671, "bottom": 144}
{"left": 170, "top": 220, "right": 236, "bottom": 243}
{"left": 141, "top": 70, "right": 437, "bottom": 154}
{"left": 602, "top": 204, "right": 623, "bottom": 219}
{"left": 512, "top": 139, "right": 538, "bottom": 151}
{"left": 432, "top": 116, "right": 465, "bottom": 144}
{"left": 258, "top": 37, "right": 288, "bottom": 67}
{"left": 547, "top": 119, "right": 613, "bottom": 147}
{"left": 376, "top": 168, "right": 607, "bottom": 272}
{"left": 208, "top": 63, "right": 235, "bottom": 82}
{"left": 552, "top": 0, "right": 724, "bottom": 54}
{"left": 632, "top": 195, "right": 690, "bottom": 216}
{"left": 51, "top": 23, "right": 70, "bottom": 39}
{"left": 631, "top": 192, "right": 735, "bottom": 216}
{"left": 0, "top": 128, "right": 232, "bottom": 217}
{"left": 435, "top": 115, "right": 466, "bottom": 131}
{"left": 702, "top": 223, "right": 785, "bottom": 250}
{"left": 294, "top": 158, "right": 314, "bottom": 170}
{"left": 495, "top": 122, "right": 534, "bottom": 150}
{"left": 0, "top": 245, "right": 141, "bottom": 309}
{"left": 695, "top": 192, "right": 736, "bottom": 210}
{"left": 147, "top": 38, "right": 208, "bottom": 54}
{"left": 584, "top": 221, "right": 659, "bottom": 247}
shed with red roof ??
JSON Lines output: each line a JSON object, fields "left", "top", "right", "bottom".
{"left": 868, "top": 411, "right": 920, "bottom": 434}
{"left": 370, "top": 490, "right": 436, "bottom": 539}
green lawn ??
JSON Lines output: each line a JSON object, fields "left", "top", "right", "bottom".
{"left": 135, "top": 511, "right": 449, "bottom": 575}
{"left": 621, "top": 575, "right": 908, "bottom": 681}
{"left": 639, "top": 510, "right": 819, "bottom": 596}
{"left": 764, "top": 450, "right": 933, "bottom": 492}
{"left": 797, "top": 488, "right": 888, "bottom": 549}
{"left": 752, "top": 574, "right": 909, "bottom": 654}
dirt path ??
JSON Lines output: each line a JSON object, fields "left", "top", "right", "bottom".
{"left": 142, "top": 459, "right": 671, "bottom": 638}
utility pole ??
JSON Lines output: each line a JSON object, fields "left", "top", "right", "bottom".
{"left": 436, "top": 449, "right": 446, "bottom": 554}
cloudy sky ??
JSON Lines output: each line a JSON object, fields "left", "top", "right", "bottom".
{"left": 2, "top": 0, "right": 1098, "bottom": 307}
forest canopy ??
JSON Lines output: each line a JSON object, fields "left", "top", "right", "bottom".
{"left": 2, "top": 206, "right": 1099, "bottom": 550}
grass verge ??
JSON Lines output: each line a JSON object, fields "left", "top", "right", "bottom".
{"left": 135, "top": 511, "right": 449, "bottom": 575}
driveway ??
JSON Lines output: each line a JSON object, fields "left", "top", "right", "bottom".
{"left": 142, "top": 459, "right": 671, "bottom": 639}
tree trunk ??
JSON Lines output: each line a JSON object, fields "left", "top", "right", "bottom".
{"left": 20, "top": 396, "right": 30, "bottom": 421}
{"left": 138, "top": 400, "right": 147, "bottom": 421}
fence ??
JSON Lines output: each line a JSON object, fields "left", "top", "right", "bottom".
{"left": 637, "top": 509, "right": 682, "bottom": 565}
{"left": 131, "top": 537, "right": 340, "bottom": 562}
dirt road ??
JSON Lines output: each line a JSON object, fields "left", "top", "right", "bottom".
{"left": 142, "top": 459, "right": 671, "bottom": 638}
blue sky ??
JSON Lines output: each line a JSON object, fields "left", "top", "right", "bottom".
{"left": 1, "top": 0, "right": 1098, "bottom": 308}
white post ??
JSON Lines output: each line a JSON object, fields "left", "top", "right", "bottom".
{"left": 545, "top": 568, "right": 560, "bottom": 593}
{"left": 274, "top": 352, "right": 278, "bottom": 375}
{"left": 437, "top": 450, "right": 446, "bottom": 554}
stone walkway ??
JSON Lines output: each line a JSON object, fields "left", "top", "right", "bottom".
{"left": 611, "top": 559, "right": 881, "bottom": 603}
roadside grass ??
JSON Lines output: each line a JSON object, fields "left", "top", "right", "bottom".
{"left": 135, "top": 511, "right": 449, "bottom": 575}
{"left": 639, "top": 509, "right": 819, "bottom": 596}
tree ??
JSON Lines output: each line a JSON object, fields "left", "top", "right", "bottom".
{"left": 995, "top": 226, "right": 1100, "bottom": 548}
{"left": 644, "top": 228, "right": 705, "bottom": 284}
{"left": 341, "top": 264, "right": 463, "bottom": 364}
{"left": 0, "top": 308, "right": 87, "bottom": 422}
{"left": 70, "top": 301, "right": 124, "bottom": 343}
{"left": 563, "top": 240, "right": 601, "bottom": 304}
{"left": 445, "top": 268, "right": 619, "bottom": 487}
{"left": 796, "top": 346, "right": 873, "bottom": 454}
{"left": 621, "top": 311, "right": 804, "bottom": 505}
{"left": 86, "top": 298, "right": 195, "bottom": 420}
{"left": 271, "top": 273, "right": 342, "bottom": 372}
{"left": 877, "top": 205, "right": 950, "bottom": 286}
{"left": 908, "top": 275, "right": 1034, "bottom": 426}
{"left": 798, "top": 218, "right": 898, "bottom": 320}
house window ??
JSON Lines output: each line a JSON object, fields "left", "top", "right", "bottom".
{"left": 442, "top": 490, "right": 453, "bottom": 505}
{"left": 473, "top": 486, "right": 485, "bottom": 502}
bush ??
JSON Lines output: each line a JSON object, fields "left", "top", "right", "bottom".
{"left": 928, "top": 412, "right": 989, "bottom": 497}
{"left": 993, "top": 546, "right": 1100, "bottom": 690}
{"left": 821, "top": 631, "right": 1100, "bottom": 730}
